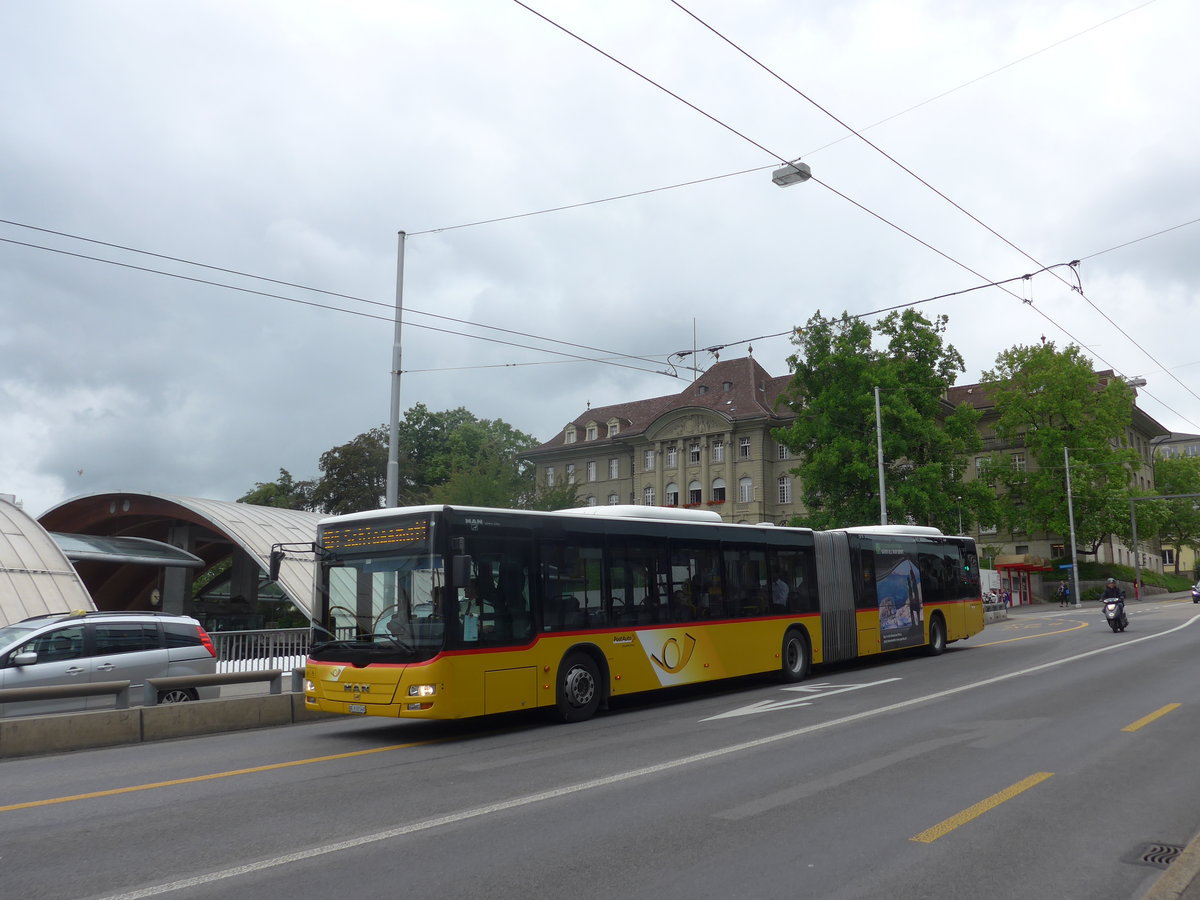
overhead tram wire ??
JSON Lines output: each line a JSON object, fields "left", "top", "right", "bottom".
{"left": 513, "top": 0, "right": 1196, "bottom": 424}
{"left": 6, "top": 222, "right": 1194, "bottom": 426}
{"left": 0, "top": 221, "right": 674, "bottom": 378}
{"left": 0, "top": 235, "right": 675, "bottom": 379}
{"left": 418, "top": 0, "right": 1160, "bottom": 235}
{"left": 667, "top": 0, "right": 1199, "bottom": 407}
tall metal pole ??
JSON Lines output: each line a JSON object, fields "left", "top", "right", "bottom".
{"left": 875, "top": 386, "right": 887, "bottom": 525}
{"left": 1065, "top": 446, "right": 1081, "bottom": 608}
{"left": 1130, "top": 498, "right": 1141, "bottom": 601}
{"left": 386, "top": 231, "right": 406, "bottom": 508}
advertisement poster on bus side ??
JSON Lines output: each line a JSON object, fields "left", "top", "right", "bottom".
{"left": 875, "top": 552, "right": 925, "bottom": 650}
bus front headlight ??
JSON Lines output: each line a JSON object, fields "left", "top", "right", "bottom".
{"left": 408, "top": 684, "right": 436, "bottom": 697}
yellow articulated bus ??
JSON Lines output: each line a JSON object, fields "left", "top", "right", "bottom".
{"left": 300, "top": 505, "right": 984, "bottom": 723}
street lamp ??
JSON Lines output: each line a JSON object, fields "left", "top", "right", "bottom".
{"left": 772, "top": 160, "right": 812, "bottom": 187}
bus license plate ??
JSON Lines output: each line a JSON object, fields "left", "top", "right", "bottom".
{"left": 348, "top": 703, "right": 367, "bottom": 714}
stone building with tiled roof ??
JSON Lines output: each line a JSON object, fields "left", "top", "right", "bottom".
{"left": 523, "top": 356, "right": 802, "bottom": 523}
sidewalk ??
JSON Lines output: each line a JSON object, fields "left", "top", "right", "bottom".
{"left": 998, "top": 594, "right": 1200, "bottom": 898}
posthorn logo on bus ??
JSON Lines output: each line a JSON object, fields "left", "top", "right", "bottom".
{"left": 650, "top": 633, "right": 697, "bottom": 674}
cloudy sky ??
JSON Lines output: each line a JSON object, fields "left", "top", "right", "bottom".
{"left": 2, "top": 0, "right": 1197, "bottom": 517}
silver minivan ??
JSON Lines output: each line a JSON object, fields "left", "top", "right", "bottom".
{"left": 0, "top": 611, "right": 219, "bottom": 717}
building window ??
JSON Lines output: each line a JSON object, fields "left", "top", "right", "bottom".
{"left": 778, "top": 476, "right": 792, "bottom": 504}
{"left": 778, "top": 444, "right": 791, "bottom": 460}
{"left": 711, "top": 478, "right": 726, "bottom": 503}
{"left": 666, "top": 445, "right": 678, "bottom": 468}
{"left": 643, "top": 485, "right": 656, "bottom": 505}
{"left": 974, "top": 456, "right": 987, "bottom": 474}
{"left": 1163, "top": 548, "right": 1176, "bottom": 565}
{"left": 643, "top": 449, "right": 655, "bottom": 471}
{"left": 738, "top": 477, "right": 753, "bottom": 503}
{"left": 688, "top": 480, "right": 702, "bottom": 505}
{"left": 608, "top": 458, "right": 619, "bottom": 479}
{"left": 608, "top": 493, "right": 620, "bottom": 505}
{"left": 739, "top": 437, "right": 751, "bottom": 459}
{"left": 608, "top": 419, "right": 619, "bottom": 437}
{"left": 1012, "top": 453, "right": 1026, "bottom": 472}
{"left": 1051, "top": 543, "right": 1065, "bottom": 557}
{"left": 712, "top": 439, "right": 724, "bottom": 463}
{"left": 586, "top": 424, "right": 597, "bottom": 441}
{"left": 546, "top": 466, "right": 556, "bottom": 487}
{"left": 1015, "top": 544, "right": 1029, "bottom": 555}
{"left": 723, "top": 381, "right": 733, "bottom": 392}
{"left": 665, "top": 482, "right": 680, "bottom": 506}
{"left": 586, "top": 495, "right": 597, "bottom": 507}
{"left": 565, "top": 427, "right": 576, "bottom": 444}
{"left": 689, "top": 442, "right": 701, "bottom": 464}
{"left": 586, "top": 461, "right": 597, "bottom": 482}
{"left": 566, "top": 464, "right": 576, "bottom": 485}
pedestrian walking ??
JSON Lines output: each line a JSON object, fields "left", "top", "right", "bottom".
{"left": 1056, "top": 580, "right": 1070, "bottom": 607}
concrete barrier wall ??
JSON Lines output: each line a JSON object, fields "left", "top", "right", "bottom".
{"left": 0, "top": 693, "right": 337, "bottom": 759}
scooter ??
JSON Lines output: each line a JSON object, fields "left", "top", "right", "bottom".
{"left": 1102, "top": 596, "right": 1128, "bottom": 632}
{"left": 1191, "top": 585, "right": 1200, "bottom": 604}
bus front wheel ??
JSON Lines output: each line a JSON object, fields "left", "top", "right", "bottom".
{"left": 781, "top": 629, "right": 810, "bottom": 684}
{"left": 556, "top": 651, "right": 602, "bottom": 723}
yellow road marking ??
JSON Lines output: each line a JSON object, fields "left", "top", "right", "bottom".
{"left": 1122, "top": 703, "right": 1181, "bottom": 733}
{"left": 0, "top": 738, "right": 448, "bottom": 813}
{"left": 911, "top": 772, "right": 1053, "bottom": 843}
{"left": 977, "top": 620, "right": 1088, "bottom": 646}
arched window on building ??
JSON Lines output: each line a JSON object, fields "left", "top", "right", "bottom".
{"left": 738, "top": 477, "right": 753, "bottom": 503}
{"left": 711, "top": 477, "right": 726, "bottom": 504}
{"left": 665, "top": 482, "right": 680, "bottom": 506}
{"left": 778, "top": 475, "right": 792, "bottom": 504}
{"left": 688, "top": 480, "right": 702, "bottom": 505}
{"left": 643, "top": 485, "right": 656, "bottom": 505}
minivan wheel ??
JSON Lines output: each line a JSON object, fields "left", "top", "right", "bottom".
{"left": 158, "top": 688, "right": 198, "bottom": 704}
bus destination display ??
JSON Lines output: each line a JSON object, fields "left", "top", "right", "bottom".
{"left": 322, "top": 518, "right": 430, "bottom": 553}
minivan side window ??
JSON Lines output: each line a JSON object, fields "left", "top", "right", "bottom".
{"left": 163, "top": 622, "right": 202, "bottom": 647}
{"left": 94, "top": 622, "right": 160, "bottom": 654}
{"left": 21, "top": 625, "right": 85, "bottom": 663}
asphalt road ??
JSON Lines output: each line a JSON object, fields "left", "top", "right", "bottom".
{"left": 3, "top": 597, "right": 1199, "bottom": 900}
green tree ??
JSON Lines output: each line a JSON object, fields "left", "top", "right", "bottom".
{"left": 523, "top": 475, "right": 582, "bottom": 512}
{"left": 774, "top": 309, "right": 987, "bottom": 530}
{"left": 311, "top": 426, "right": 390, "bottom": 514}
{"left": 247, "top": 405, "right": 544, "bottom": 515}
{"left": 237, "top": 468, "right": 315, "bottom": 510}
{"left": 978, "top": 343, "right": 1139, "bottom": 555}
{"left": 1152, "top": 455, "right": 1200, "bottom": 573}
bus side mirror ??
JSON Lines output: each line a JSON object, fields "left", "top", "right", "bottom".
{"left": 452, "top": 554, "right": 472, "bottom": 585}
{"left": 268, "top": 549, "right": 283, "bottom": 582}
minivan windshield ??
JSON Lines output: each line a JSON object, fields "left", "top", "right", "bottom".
{"left": 0, "top": 621, "right": 48, "bottom": 653}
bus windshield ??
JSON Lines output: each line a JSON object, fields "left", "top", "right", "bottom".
{"left": 311, "top": 551, "right": 447, "bottom": 664}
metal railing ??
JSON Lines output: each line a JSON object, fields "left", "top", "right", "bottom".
{"left": 210, "top": 628, "right": 310, "bottom": 673}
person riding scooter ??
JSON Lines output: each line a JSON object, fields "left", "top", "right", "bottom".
{"left": 1101, "top": 577, "right": 1128, "bottom": 630}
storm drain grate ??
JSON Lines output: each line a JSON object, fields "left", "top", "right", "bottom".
{"left": 1131, "top": 843, "right": 1185, "bottom": 869}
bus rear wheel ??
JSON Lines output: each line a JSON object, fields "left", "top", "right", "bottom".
{"left": 556, "top": 651, "right": 602, "bottom": 723}
{"left": 926, "top": 615, "right": 947, "bottom": 656}
{"left": 781, "top": 629, "right": 810, "bottom": 683}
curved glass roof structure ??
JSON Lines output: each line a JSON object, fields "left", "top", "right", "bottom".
{"left": 38, "top": 492, "right": 324, "bottom": 622}
{"left": 0, "top": 496, "right": 93, "bottom": 626}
